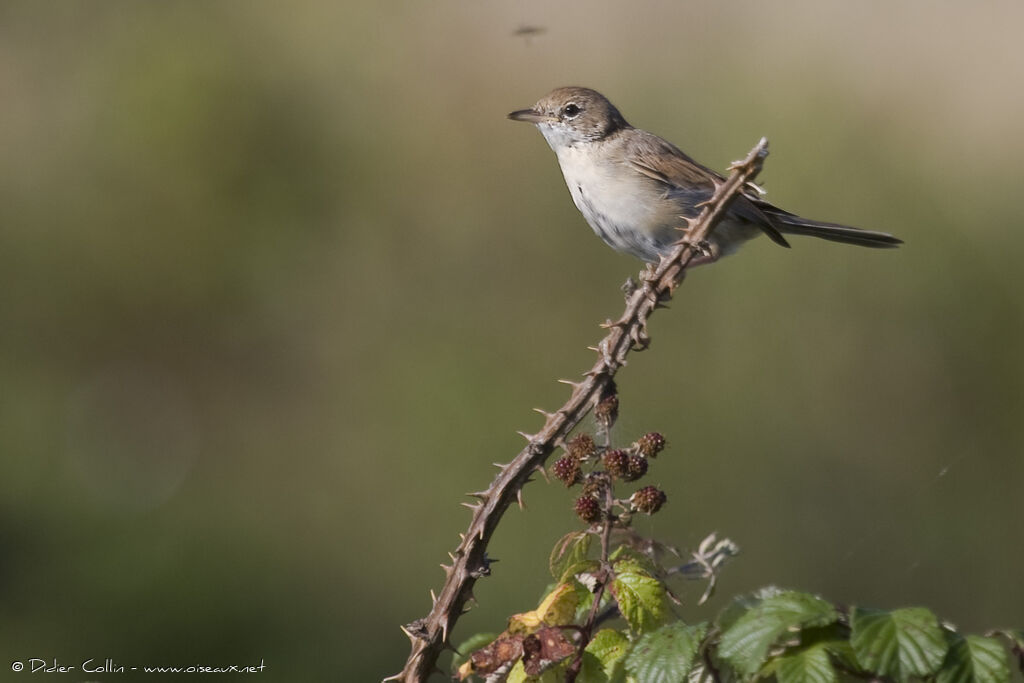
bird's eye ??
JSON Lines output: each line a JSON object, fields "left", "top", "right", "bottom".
{"left": 562, "top": 103, "right": 581, "bottom": 118}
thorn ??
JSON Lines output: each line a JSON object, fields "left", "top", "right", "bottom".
{"left": 461, "top": 501, "right": 481, "bottom": 511}
{"left": 448, "top": 551, "right": 457, "bottom": 562}
{"left": 532, "top": 407, "right": 555, "bottom": 419}
{"left": 600, "top": 316, "right": 630, "bottom": 329}
{"left": 587, "top": 345, "right": 600, "bottom": 352}
{"left": 466, "top": 490, "right": 489, "bottom": 500}
{"left": 458, "top": 532, "right": 466, "bottom": 542}
{"left": 516, "top": 430, "right": 537, "bottom": 442}
{"left": 440, "top": 563, "right": 452, "bottom": 574}
{"left": 430, "top": 589, "right": 438, "bottom": 603}
{"left": 517, "top": 488, "right": 526, "bottom": 510}
{"left": 534, "top": 464, "right": 550, "bottom": 483}
{"left": 441, "top": 621, "right": 449, "bottom": 645}
{"left": 557, "top": 378, "right": 583, "bottom": 390}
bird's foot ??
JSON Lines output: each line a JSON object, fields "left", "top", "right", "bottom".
{"left": 674, "top": 238, "right": 718, "bottom": 268}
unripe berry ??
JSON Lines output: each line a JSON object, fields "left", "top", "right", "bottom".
{"left": 631, "top": 486, "right": 667, "bottom": 514}
{"left": 551, "top": 456, "right": 581, "bottom": 487}
{"left": 581, "top": 473, "right": 609, "bottom": 499}
{"left": 636, "top": 432, "right": 666, "bottom": 458}
{"left": 566, "top": 433, "right": 597, "bottom": 460}
{"left": 626, "top": 454, "right": 648, "bottom": 481}
{"left": 602, "top": 449, "right": 629, "bottom": 479}
{"left": 574, "top": 495, "right": 602, "bottom": 524}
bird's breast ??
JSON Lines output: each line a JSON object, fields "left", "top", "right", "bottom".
{"left": 554, "top": 145, "right": 678, "bottom": 261}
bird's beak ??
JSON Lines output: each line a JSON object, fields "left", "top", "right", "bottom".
{"left": 508, "top": 108, "right": 556, "bottom": 124}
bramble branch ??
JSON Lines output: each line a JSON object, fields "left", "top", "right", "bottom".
{"left": 389, "top": 138, "right": 771, "bottom": 683}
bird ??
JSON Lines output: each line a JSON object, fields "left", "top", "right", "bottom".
{"left": 508, "top": 87, "right": 901, "bottom": 265}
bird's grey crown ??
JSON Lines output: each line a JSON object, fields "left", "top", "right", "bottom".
{"left": 532, "top": 86, "right": 630, "bottom": 144}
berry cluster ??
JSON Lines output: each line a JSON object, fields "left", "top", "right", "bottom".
{"left": 550, "top": 428, "right": 669, "bottom": 525}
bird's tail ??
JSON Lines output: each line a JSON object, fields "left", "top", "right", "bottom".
{"left": 769, "top": 211, "right": 902, "bottom": 248}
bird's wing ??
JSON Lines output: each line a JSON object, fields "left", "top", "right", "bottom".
{"left": 627, "top": 133, "right": 790, "bottom": 248}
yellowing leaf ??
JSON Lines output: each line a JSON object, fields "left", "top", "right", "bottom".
{"left": 508, "top": 582, "right": 580, "bottom": 633}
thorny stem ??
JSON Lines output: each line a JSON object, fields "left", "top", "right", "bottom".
{"left": 565, "top": 486, "right": 617, "bottom": 682}
{"left": 389, "top": 138, "right": 770, "bottom": 682}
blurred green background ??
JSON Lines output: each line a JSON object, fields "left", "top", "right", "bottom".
{"left": 2, "top": 1, "right": 1022, "bottom": 680}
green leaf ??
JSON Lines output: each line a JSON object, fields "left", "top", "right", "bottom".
{"left": 451, "top": 632, "right": 498, "bottom": 671}
{"left": 718, "top": 591, "right": 838, "bottom": 677}
{"left": 850, "top": 606, "right": 947, "bottom": 678}
{"left": 625, "top": 621, "right": 708, "bottom": 683}
{"left": 506, "top": 658, "right": 563, "bottom": 683}
{"left": 715, "top": 589, "right": 778, "bottom": 634}
{"left": 771, "top": 643, "right": 837, "bottom": 683}
{"left": 610, "top": 546, "right": 660, "bottom": 576}
{"left": 1009, "top": 629, "right": 1024, "bottom": 648}
{"left": 821, "top": 638, "right": 859, "bottom": 673}
{"left": 550, "top": 531, "right": 594, "bottom": 581}
{"left": 586, "top": 629, "right": 630, "bottom": 683}
{"left": 612, "top": 564, "right": 670, "bottom": 633}
{"left": 937, "top": 633, "right": 1010, "bottom": 683}
{"left": 578, "top": 650, "right": 611, "bottom": 683}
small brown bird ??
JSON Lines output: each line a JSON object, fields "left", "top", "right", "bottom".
{"left": 508, "top": 87, "right": 901, "bottom": 265}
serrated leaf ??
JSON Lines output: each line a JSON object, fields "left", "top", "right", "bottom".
{"left": 551, "top": 531, "right": 593, "bottom": 581}
{"left": 821, "top": 639, "right": 859, "bottom": 673}
{"left": 772, "top": 643, "right": 837, "bottom": 683}
{"left": 937, "top": 634, "right": 1010, "bottom": 683}
{"left": 610, "top": 546, "right": 660, "bottom": 575}
{"left": 715, "top": 591, "right": 773, "bottom": 634}
{"left": 586, "top": 629, "right": 630, "bottom": 683}
{"left": 850, "top": 606, "right": 947, "bottom": 678}
{"left": 625, "top": 621, "right": 708, "bottom": 683}
{"left": 572, "top": 577, "right": 599, "bottom": 622}
{"left": 612, "top": 565, "right": 670, "bottom": 633}
{"left": 718, "top": 591, "right": 838, "bottom": 677}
